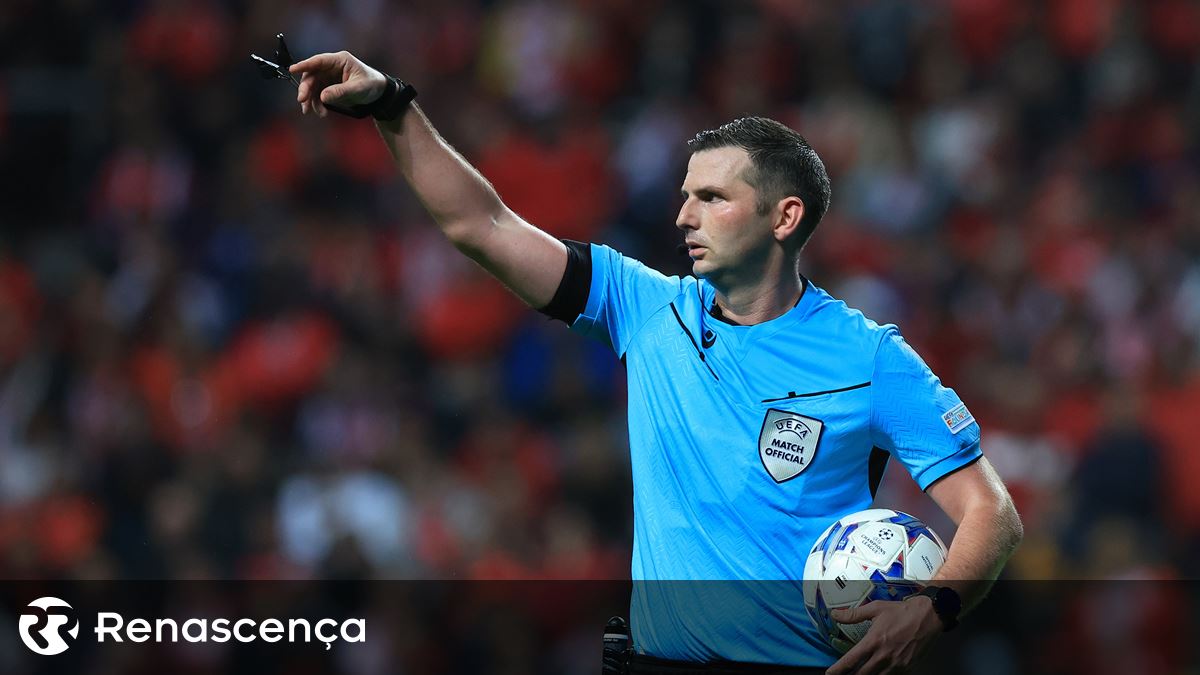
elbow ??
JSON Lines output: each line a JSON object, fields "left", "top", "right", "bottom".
{"left": 999, "top": 494, "right": 1024, "bottom": 555}
{"left": 968, "top": 489, "right": 1023, "bottom": 556}
{"left": 441, "top": 203, "right": 507, "bottom": 252}
{"left": 443, "top": 220, "right": 486, "bottom": 252}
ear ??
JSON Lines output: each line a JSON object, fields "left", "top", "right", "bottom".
{"left": 772, "top": 196, "right": 806, "bottom": 245}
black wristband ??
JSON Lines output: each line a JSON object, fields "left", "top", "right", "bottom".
{"left": 369, "top": 74, "right": 418, "bottom": 121}
{"left": 914, "top": 585, "right": 961, "bottom": 632}
{"left": 343, "top": 74, "right": 417, "bottom": 121}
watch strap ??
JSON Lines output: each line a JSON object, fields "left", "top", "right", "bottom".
{"left": 917, "top": 585, "right": 961, "bottom": 632}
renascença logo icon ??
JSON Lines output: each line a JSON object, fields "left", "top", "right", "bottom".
{"left": 18, "top": 597, "right": 80, "bottom": 655}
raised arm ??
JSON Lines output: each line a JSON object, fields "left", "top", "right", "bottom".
{"left": 289, "top": 51, "right": 568, "bottom": 309}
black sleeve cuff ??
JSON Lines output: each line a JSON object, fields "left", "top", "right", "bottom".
{"left": 538, "top": 239, "right": 592, "bottom": 324}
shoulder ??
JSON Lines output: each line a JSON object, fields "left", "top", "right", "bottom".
{"left": 590, "top": 243, "right": 691, "bottom": 299}
{"left": 575, "top": 243, "right": 693, "bottom": 350}
{"left": 802, "top": 281, "right": 898, "bottom": 357}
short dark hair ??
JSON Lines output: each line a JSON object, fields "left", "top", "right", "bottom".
{"left": 688, "top": 117, "right": 832, "bottom": 249}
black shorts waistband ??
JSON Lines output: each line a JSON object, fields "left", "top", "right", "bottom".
{"left": 627, "top": 653, "right": 827, "bottom": 675}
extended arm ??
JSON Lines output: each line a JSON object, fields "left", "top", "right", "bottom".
{"left": 290, "top": 52, "right": 568, "bottom": 309}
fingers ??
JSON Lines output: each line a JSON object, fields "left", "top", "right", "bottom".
{"left": 289, "top": 52, "right": 342, "bottom": 76}
{"left": 292, "top": 53, "right": 346, "bottom": 117}
{"left": 826, "top": 639, "right": 870, "bottom": 675}
{"left": 826, "top": 604, "right": 884, "bottom": 674}
{"left": 297, "top": 73, "right": 311, "bottom": 103}
{"left": 831, "top": 602, "right": 884, "bottom": 625}
{"left": 830, "top": 608, "right": 854, "bottom": 624}
{"left": 289, "top": 50, "right": 376, "bottom": 118}
{"left": 296, "top": 72, "right": 329, "bottom": 117}
{"left": 312, "top": 94, "right": 327, "bottom": 118}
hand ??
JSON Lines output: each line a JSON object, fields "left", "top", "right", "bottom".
{"left": 289, "top": 51, "right": 388, "bottom": 118}
{"left": 825, "top": 597, "right": 943, "bottom": 675}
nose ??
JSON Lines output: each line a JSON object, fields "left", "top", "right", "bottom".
{"left": 676, "top": 198, "right": 697, "bottom": 231}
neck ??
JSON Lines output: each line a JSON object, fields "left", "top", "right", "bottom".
{"left": 710, "top": 260, "right": 804, "bottom": 326}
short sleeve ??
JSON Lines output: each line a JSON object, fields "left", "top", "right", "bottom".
{"left": 870, "top": 329, "right": 982, "bottom": 491}
{"left": 570, "top": 244, "right": 683, "bottom": 356}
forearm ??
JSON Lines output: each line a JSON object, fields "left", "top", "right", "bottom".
{"left": 930, "top": 498, "right": 1023, "bottom": 615}
{"left": 374, "top": 103, "right": 505, "bottom": 247}
{"left": 371, "top": 101, "right": 567, "bottom": 308}
{"left": 291, "top": 52, "right": 566, "bottom": 306}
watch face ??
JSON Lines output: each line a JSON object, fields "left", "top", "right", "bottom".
{"left": 932, "top": 587, "right": 961, "bottom": 624}
{"left": 940, "top": 588, "right": 960, "bottom": 611}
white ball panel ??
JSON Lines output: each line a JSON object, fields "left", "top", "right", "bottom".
{"left": 904, "top": 535, "right": 946, "bottom": 582}
{"left": 802, "top": 550, "right": 823, "bottom": 606}
{"left": 848, "top": 522, "right": 906, "bottom": 567}
{"left": 817, "top": 554, "right": 873, "bottom": 607}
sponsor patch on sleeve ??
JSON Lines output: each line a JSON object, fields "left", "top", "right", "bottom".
{"left": 941, "top": 403, "right": 975, "bottom": 434}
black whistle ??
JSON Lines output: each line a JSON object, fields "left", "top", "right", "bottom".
{"left": 250, "top": 33, "right": 360, "bottom": 118}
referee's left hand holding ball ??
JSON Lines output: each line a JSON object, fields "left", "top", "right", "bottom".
{"left": 825, "top": 598, "right": 942, "bottom": 675}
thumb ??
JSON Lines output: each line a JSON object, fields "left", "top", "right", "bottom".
{"left": 831, "top": 602, "right": 882, "bottom": 624}
{"left": 320, "top": 83, "right": 351, "bottom": 103}
{"left": 321, "top": 74, "right": 385, "bottom": 106}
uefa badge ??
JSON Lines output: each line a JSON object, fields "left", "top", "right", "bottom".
{"left": 758, "top": 409, "right": 823, "bottom": 483}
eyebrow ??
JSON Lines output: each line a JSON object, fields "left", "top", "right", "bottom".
{"left": 680, "top": 186, "right": 726, "bottom": 198}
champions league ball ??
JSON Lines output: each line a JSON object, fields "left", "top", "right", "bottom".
{"left": 802, "top": 508, "right": 948, "bottom": 652}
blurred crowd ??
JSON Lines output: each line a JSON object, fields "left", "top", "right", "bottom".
{"left": 1, "top": 0, "right": 1198, "bottom": 590}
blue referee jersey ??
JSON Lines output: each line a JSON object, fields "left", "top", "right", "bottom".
{"left": 568, "top": 244, "right": 982, "bottom": 666}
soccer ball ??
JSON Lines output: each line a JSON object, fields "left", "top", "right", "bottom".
{"left": 802, "top": 508, "right": 947, "bottom": 652}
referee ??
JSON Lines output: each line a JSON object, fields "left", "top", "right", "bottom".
{"left": 290, "top": 51, "right": 1023, "bottom": 675}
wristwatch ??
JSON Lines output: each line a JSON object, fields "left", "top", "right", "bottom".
{"left": 914, "top": 585, "right": 961, "bottom": 631}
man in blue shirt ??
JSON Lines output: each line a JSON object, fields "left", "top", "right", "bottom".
{"left": 291, "top": 50, "right": 1024, "bottom": 674}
